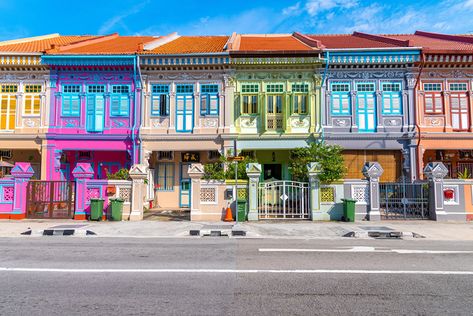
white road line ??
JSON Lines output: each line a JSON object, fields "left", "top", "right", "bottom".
{"left": 0, "top": 267, "right": 473, "bottom": 275}
{"left": 258, "top": 247, "right": 473, "bottom": 254}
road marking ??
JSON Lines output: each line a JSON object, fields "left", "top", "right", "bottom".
{"left": 0, "top": 267, "right": 473, "bottom": 275}
{"left": 258, "top": 247, "right": 473, "bottom": 254}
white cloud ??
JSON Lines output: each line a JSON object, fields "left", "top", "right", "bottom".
{"left": 99, "top": 1, "right": 150, "bottom": 34}
{"left": 305, "top": 0, "right": 358, "bottom": 16}
{"left": 283, "top": 2, "right": 302, "bottom": 16}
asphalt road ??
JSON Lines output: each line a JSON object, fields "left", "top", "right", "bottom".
{"left": 1, "top": 237, "right": 473, "bottom": 315}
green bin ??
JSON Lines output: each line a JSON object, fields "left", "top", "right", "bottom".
{"left": 237, "top": 198, "right": 247, "bottom": 222}
{"left": 109, "top": 198, "right": 124, "bottom": 221}
{"left": 89, "top": 198, "right": 104, "bottom": 221}
{"left": 341, "top": 198, "right": 356, "bottom": 222}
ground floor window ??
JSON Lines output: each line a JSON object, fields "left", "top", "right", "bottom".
{"left": 343, "top": 150, "right": 402, "bottom": 182}
{"left": 156, "top": 163, "right": 174, "bottom": 191}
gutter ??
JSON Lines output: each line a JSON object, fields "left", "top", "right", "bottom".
{"left": 319, "top": 51, "right": 330, "bottom": 142}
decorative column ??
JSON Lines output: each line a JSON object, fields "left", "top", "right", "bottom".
{"left": 11, "top": 163, "right": 34, "bottom": 219}
{"left": 350, "top": 91, "right": 358, "bottom": 132}
{"left": 187, "top": 163, "right": 205, "bottom": 220}
{"left": 246, "top": 163, "right": 262, "bottom": 221}
{"left": 424, "top": 162, "right": 449, "bottom": 221}
{"left": 362, "top": 162, "right": 384, "bottom": 221}
{"left": 307, "top": 162, "right": 324, "bottom": 220}
{"left": 72, "top": 162, "right": 94, "bottom": 220}
{"left": 129, "top": 164, "right": 148, "bottom": 221}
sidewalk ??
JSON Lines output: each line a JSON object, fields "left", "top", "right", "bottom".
{"left": 0, "top": 219, "right": 472, "bottom": 240}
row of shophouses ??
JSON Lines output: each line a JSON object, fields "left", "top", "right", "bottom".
{"left": 1, "top": 30, "right": 473, "bottom": 214}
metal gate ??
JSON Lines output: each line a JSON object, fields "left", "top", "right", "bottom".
{"left": 379, "top": 182, "right": 430, "bottom": 219}
{"left": 26, "top": 181, "right": 75, "bottom": 219}
{"left": 258, "top": 181, "right": 310, "bottom": 219}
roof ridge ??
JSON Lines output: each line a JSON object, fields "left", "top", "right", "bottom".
{"left": 415, "top": 30, "right": 473, "bottom": 44}
{"left": 353, "top": 31, "right": 409, "bottom": 47}
{"left": 292, "top": 32, "right": 323, "bottom": 49}
{"left": 0, "top": 33, "right": 61, "bottom": 47}
{"left": 144, "top": 32, "right": 179, "bottom": 51}
{"left": 47, "top": 33, "right": 119, "bottom": 53}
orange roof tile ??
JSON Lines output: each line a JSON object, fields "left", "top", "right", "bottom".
{"left": 142, "top": 36, "right": 229, "bottom": 54}
{"left": 306, "top": 34, "right": 402, "bottom": 49}
{"left": 386, "top": 32, "right": 473, "bottom": 52}
{"left": 0, "top": 34, "right": 97, "bottom": 53}
{"left": 50, "top": 35, "right": 157, "bottom": 55}
{"left": 237, "top": 35, "right": 313, "bottom": 51}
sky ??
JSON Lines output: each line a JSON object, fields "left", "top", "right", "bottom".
{"left": 1, "top": 0, "right": 473, "bottom": 40}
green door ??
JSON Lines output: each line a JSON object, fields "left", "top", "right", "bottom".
{"left": 179, "top": 163, "right": 191, "bottom": 208}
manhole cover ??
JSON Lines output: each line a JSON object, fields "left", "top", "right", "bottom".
{"left": 49, "top": 225, "right": 88, "bottom": 229}
{"left": 202, "top": 225, "right": 233, "bottom": 229}
{"left": 359, "top": 226, "right": 394, "bottom": 231}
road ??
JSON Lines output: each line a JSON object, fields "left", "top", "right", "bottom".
{"left": 1, "top": 237, "right": 473, "bottom": 315}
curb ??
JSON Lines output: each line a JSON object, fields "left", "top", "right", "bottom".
{"left": 21, "top": 229, "right": 97, "bottom": 236}
{"left": 189, "top": 229, "right": 246, "bottom": 237}
{"left": 343, "top": 231, "right": 424, "bottom": 239}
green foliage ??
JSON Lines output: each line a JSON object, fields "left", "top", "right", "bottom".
{"left": 106, "top": 168, "right": 130, "bottom": 180}
{"left": 289, "top": 142, "right": 346, "bottom": 183}
{"left": 203, "top": 156, "right": 257, "bottom": 180}
{"left": 458, "top": 168, "right": 471, "bottom": 180}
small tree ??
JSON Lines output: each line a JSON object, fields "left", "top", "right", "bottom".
{"left": 106, "top": 168, "right": 130, "bottom": 180}
{"left": 203, "top": 156, "right": 257, "bottom": 180}
{"left": 289, "top": 142, "right": 346, "bottom": 183}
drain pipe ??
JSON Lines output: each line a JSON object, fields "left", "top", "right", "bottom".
{"left": 319, "top": 51, "right": 330, "bottom": 143}
{"left": 136, "top": 54, "right": 144, "bottom": 164}
{"left": 414, "top": 53, "right": 425, "bottom": 180}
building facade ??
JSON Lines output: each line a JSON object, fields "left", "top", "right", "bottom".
{"left": 228, "top": 33, "right": 323, "bottom": 180}
{"left": 139, "top": 34, "right": 233, "bottom": 208}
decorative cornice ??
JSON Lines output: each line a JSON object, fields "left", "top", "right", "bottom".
{"left": 231, "top": 56, "right": 322, "bottom": 65}
{"left": 42, "top": 55, "right": 135, "bottom": 66}
{"left": 327, "top": 51, "right": 420, "bottom": 65}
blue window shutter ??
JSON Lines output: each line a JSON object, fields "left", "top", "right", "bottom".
{"left": 111, "top": 95, "right": 120, "bottom": 115}
{"left": 209, "top": 94, "right": 218, "bottom": 115}
{"left": 86, "top": 96, "right": 95, "bottom": 131}
{"left": 120, "top": 96, "right": 129, "bottom": 116}
{"left": 95, "top": 96, "right": 104, "bottom": 131}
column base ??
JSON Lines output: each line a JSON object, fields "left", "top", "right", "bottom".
{"left": 247, "top": 211, "right": 258, "bottom": 221}
{"left": 311, "top": 211, "right": 330, "bottom": 221}
{"left": 0, "top": 213, "right": 26, "bottom": 220}
{"left": 74, "top": 213, "right": 87, "bottom": 220}
{"left": 368, "top": 210, "right": 381, "bottom": 221}
{"left": 129, "top": 211, "right": 143, "bottom": 221}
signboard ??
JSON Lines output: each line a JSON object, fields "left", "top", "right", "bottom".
{"left": 227, "top": 156, "right": 245, "bottom": 161}
{"left": 181, "top": 152, "right": 200, "bottom": 163}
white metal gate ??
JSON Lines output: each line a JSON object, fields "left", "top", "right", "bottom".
{"left": 258, "top": 181, "right": 310, "bottom": 219}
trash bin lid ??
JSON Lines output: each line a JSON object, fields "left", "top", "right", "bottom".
{"left": 90, "top": 198, "right": 105, "bottom": 201}
{"left": 341, "top": 198, "right": 357, "bottom": 202}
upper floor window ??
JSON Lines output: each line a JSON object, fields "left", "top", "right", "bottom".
{"left": 381, "top": 82, "right": 402, "bottom": 115}
{"left": 176, "top": 84, "right": 194, "bottom": 94}
{"left": 331, "top": 83, "right": 351, "bottom": 115}
{"left": 151, "top": 84, "right": 169, "bottom": 116}
{"left": 23, "top": 85, "right": 41, "bottom": 116}
{"left": 292, "top": 84, "right": 309, "bottom": 115}
{"left": 424, "top": 83, "right": 442, "bottom": 91}
{"left": 111, "top": 85, "right": 130, "bottom": 117}
{"left": 86, "top": 85, "right": 105, "bottom": 132}
{"left": 423, "top": 83, "right": 443, "bottom": 114}
{"left": 62, "top": 85, "right": 80, "bottom": 117}
{"left": 200, "top": 84, "right": 219, "bottom": 116}
{"left": 266, "top": 84, "right": 284, "bottom": 93}
{"left": 241, "top": 84, "right": 259, "bottom": 114}
{"left": 0, "top": 84, "right": 17, "bottom": 130}
{"left": 450, "top": 83, "right": 468, "bottom": 91}
{"left": 356, "top": 83, "right": 375, "bottom": 92}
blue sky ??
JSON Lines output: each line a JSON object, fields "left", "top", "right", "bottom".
{"left": 1, "top": 0, "right": 473, "bottom": 40}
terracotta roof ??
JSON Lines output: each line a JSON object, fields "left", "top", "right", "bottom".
{"left": 49, "top": 35, "right": 156, "bottom": 55}
{"left": 385, "top": 31, "right": 473, "bottom": 52}
{"left": 0, "top": 34, "right": 97, "bottom": 53}
{"left": 306, "top": 33, "right": 403, "bottom": 49}
{"left": 142, "top": 36, "right": 229, "bottom": 54}
{"left": 237, "top": 34, "right": 313, "bottom": 51}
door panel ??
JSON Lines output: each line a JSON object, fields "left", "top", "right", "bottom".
{"left": 450, "top": 94, "right": 469, "bottom": 131}
{"left": 180, "top": 163, "right": 191, "bottom": 208}
{"left": 176, "top": 95, "right": 193, "bottom": 133}
{"left": 357, "top": 93, "right": 376, "bottom": 132}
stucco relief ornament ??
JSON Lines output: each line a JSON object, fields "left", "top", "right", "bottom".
{"left": 23, "top": 119, "right": 36, "bottom": 127}
{"left": 292, "top": 117, "right": 309, "bottom": 128}
{"left": 202, "top": 118, "right": 218, "bottom": 128}
{"left": 385, "top": 119, "right": 400, "bottom": 126}
{"left": 429, "top": 118, "right": 442, "bottom": 126}
{"left": 334, "top": 119, "right": 348, "bottom": 127}
{"left": 241, "top": 117, "right": 257, "bottom": 128}
{"left": 111, "top": 119, "right": 126, "bottom": 128}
